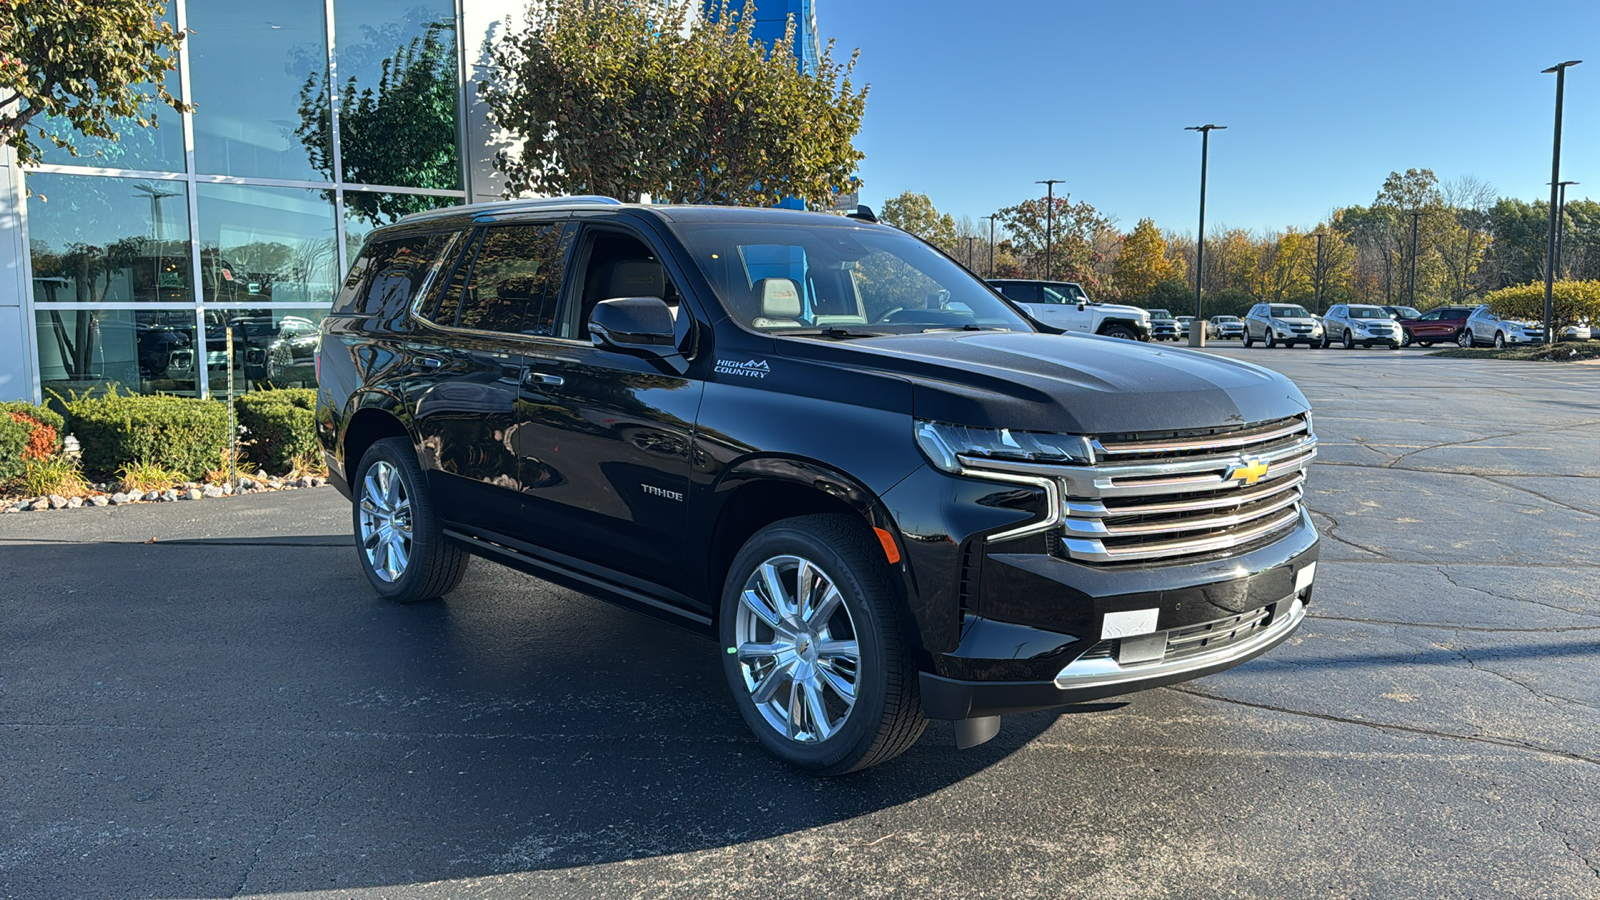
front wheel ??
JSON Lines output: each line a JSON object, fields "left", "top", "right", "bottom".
{"left": 1343, "top": 330, "right": 1356, "bottom": 350}
{"left": 351, "top": 437, "right": 470, "bottom": 602}
{"left": 1101, "top": 324, "right": 1138, "bottom": 340}
{"left": 720, "top": 514, "right": 926, "bottom": 775}
{"left": 1494, "top": 331, "right": 1506, "bottom": 349}
{"left": 1265, "top": 332, "right": 1278, "bottom": 349}
{"left": 1459, "top": 330, "right": 1474, "bottom": 348}
{"left": 1419, "top": 341, "right": 1434, "bottom": 348}
{"left": 1243, "top": 331, "right": 1254, "bottom": 348}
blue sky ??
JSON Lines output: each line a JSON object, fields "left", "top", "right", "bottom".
{"left": 824, "top": 0, "right": 1599, "bottom": 234}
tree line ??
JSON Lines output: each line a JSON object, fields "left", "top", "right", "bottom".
{"left": 882, "top": 168, "right": 1600, "bottom": 318}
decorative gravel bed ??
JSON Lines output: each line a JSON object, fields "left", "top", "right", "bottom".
{"left": 3, "top": 474, "right": 329, "bottom": 513}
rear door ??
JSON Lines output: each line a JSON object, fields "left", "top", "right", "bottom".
{"left": 406, "top": 227, "right": 537, "bottom": 539}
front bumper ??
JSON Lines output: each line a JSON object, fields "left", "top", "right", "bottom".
{"left": 922, "top": 592, "right": 1308, "bottom": 718}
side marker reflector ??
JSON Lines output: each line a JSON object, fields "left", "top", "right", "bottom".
{"left": 873, "top": 527, "right": 901, "bottom": 564}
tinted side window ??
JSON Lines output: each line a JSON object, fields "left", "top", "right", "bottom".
{"left": 458, "top": 224, "right": 572, "bottom": 335}
{"left": 1001, "top": 282, "right": 1041, "bottom": 303}
{"left": 355, "top": 233, "right": 453, "bottom": 317}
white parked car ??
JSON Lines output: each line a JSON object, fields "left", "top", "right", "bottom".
{"left": 1243, "top": 302, "right": 1324, "bottom": 348}
{"left": 1459, "top": 306, "right": 1546, "bottom": 348}
{"left": 1560, "top": 321, "right": 1593, "bottom": 342}
{"left": 1321, "top": 304, "right": 1401, "bottom": 350}
{"left": 986, "top": 279, "right": 1152, "bottom": 340}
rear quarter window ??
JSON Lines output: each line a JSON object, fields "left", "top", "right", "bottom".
{"left": 333, "top": 232, "right": 454, "bottom": 319}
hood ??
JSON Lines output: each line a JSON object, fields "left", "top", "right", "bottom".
{"left": 778, "top": 331, "right": 1311, "bottom": 435}
{"left": 1092, "top": 302, "right": 1149, "bottom": 318}
{"left": 1269, "top": 316, "right": 1320, "bottom": 325}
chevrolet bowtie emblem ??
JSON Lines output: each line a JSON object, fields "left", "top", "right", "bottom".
{"left": 1227, "top": 456, "right": 1271, "bottom": 485}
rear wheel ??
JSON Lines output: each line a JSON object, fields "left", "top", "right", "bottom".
{"left": 720, "top": 514, "right": 926, "bottom": 775}
{"left": 1401, "top": 330, "right": 1412, "bottom": 348}
{"left": 351, "top": 437, "right": 469, "bottom": 602}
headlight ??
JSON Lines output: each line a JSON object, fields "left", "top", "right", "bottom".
{"left": 914, "top": 420, "right": 1094, "bottom": 472}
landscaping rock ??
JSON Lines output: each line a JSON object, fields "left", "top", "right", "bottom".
{"left": 66, "top": 497, "right": 84, "bottom": 509}
{"left": 144, "top": 491, "right": 162, "bottom": 502}
{"left": 310, "top": 476, "right": 325, "bottom": 487}
{"left": 221, "top": 483, "right": 235, "bottom": 495}
{"left": 28, "top": 498, "right": 49, "bottom": 511}
{"left": 238, "top": 477, "right": 255, "bottom": 490}
{"left": 88, "top": 495, "right": 109, "bottom": 507}
{"left": 161, "top": 489, "right": 179, "bottom": 502}
{"left": 110, "top": 492, "right": 131, "bottom": 505}
{"left": 183, "top": 488, "right": 203, "bottom": 501}
{"left": 296, "top": 476, "right": 314, "bottom": 488}
{"left": 48, "top": 494, "right": 68, "bottom": 510}
{"left": 202, "top": 485, "right": 225, "bottom": 499}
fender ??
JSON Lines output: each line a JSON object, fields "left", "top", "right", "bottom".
{"left": 696, "top": 454, "right": 928, "bottom": 657}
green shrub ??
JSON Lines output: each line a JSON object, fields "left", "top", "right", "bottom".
{"left": 0, "top": 400, "right": 66, "bottom": 487}
{"left": 1485, "top": 279, "right": 1600, "bottom": 328}
{"left": 235, "top": 388, "right": 319, "bottom": 475}
{"left": 66, "top": 390, "right": 230, "bottom": 480}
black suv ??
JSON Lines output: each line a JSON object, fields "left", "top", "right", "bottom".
{"left": 317, "top": 198, "right": 1319, "bottom": 774}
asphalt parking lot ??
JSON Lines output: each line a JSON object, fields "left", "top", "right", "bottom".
{"left": 4, "top": 346, "right": 1599, "bottom": 899}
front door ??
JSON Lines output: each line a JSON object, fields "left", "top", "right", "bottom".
{"left": 510, "top": 225, "right": 706, "bottom": 601}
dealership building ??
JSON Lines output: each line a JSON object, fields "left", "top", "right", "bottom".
{"left": 0, "top": 0, "right": 820, "bottom": 404}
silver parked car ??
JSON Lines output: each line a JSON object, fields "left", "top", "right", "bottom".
{"left": 1459, "top": 306, "right": 1545, "bottom": 348}
{"left": 1321, "top": 304, "right": 1401, "bottom": 350}
{"left": 1207, "top": 315, "right": 1244, "bottom": 339}
{"left": 1244, "top": 302, "right": 1324, "bottom": 348}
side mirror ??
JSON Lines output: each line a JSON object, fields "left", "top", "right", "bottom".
{"left": 589, "top": 297, "right": 677, "bottom": 355}
{"left": 1077, "top": 300, "right": 1087, "bottom": 311}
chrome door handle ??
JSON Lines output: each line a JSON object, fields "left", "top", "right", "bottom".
{"left": 523, "top": 371, "right": 564, "bottom": 388}
{"left": 417, "top": 357, "right": 443, "bottom": 369}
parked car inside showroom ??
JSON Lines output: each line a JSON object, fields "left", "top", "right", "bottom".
{"left": 1459, "top": 306, "right": 1545, "bottom": 348}
{"left": 1320, "top": 304, "right": 1401, "bottom": 349}
{"left": 1243, "top": 302, "right": 1324, "bottom": 348}
{"left": 316, "top": 197, "right": 1319, "bottom": 775}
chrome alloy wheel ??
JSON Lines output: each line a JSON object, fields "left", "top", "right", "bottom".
{"left": 359, "top": 460, "right": 413, "bottom": 583}
{"left": 734, "top": 555, "right": 860, "bottom": 743}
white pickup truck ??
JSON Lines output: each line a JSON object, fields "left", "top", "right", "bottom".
{"left": 987, "top": 279, "right": 1151, "bottom": 340}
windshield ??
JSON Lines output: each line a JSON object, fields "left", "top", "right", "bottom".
{"left": 1149, "top": 309, "right": 1172, "bottom": 318}
{"left": 1269, "top": 305, "right": 1312, "bottom": 318}
{"left": 1043, "top": 284, "right": 1087, "bottom": 304}
{"left": 1214, "top": 316, "right": 1239, "bottom": 323}
{"left": 1348, "top": 307, "right": 1388, "bottom": 319}
{"left": 1389, "top": 306, "right": 1421, "bottom": 318}
{"left": 675, "top": 223, "right": 1032, "bottom": 334}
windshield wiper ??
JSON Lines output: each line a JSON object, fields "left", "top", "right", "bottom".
{"left": 786, "top": 326, "right": 887, "bottom": 339}
{"left": 922, "top": 324, "right": 1008, "bottom": 333}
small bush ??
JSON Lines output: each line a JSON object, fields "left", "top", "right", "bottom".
{"left": 0, "top": 400, "right": 66, "bottom": 487}
{"left": 66, "top": 390, "right": 230, "bottom": 480}
{"left": 235, "top": 389, "right": 319, "bottom": 475}
{"left": 22, "top": 456, "right": 91, "bottom": 498}
{"left": 118, "top": 460, "right": 187, "bottom": 495}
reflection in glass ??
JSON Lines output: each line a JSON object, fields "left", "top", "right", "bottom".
{"left": 27, "top": 173, "right": 193, "bottom": 304}
{"left": 35, "top": 2, "right": 185, "bottom": 172}
{"left": 343, "top": 191, "right": 460, "bottom": 259}
{"left": 189, "top": 0, "right": 330, "bottom": 181}
{"left": 36, "top": 309, "right": 201, "bottom": 397}
{"left": 197, "top": 183, "right": 338, "bottom": 305}
{"left": 191, "top": 308, "right": 328, "bottom": 394}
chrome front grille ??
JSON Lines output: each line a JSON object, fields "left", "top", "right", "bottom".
{"left": 1056, "top": 415, "right": 1315, "bottom": 565}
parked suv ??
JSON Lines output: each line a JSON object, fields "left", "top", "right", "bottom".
{"left": 986, "top": 279, "right": 1150, "bottom": 340}
{"left": 1321, "top": 304, "right": 1401, "bottom": 350}
{"left": 1243, "top": 303, "right": 1324, "bottom": 348}
{"left": 1460, "top": 306, "right": 1545, "bottom": 348}
{"left": 1398, "top": 305, "right": 1473, "bottom": 347}
{"left": 317, "top": 198, "right": 1318, "bottom": 774}
{"left": 1208, "top": 315, "right": 1244, "bottom": 340}
{"left": 1145, "top": 308, "right": 1181, "bottom": 341}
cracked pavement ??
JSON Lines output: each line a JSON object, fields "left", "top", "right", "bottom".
{"left": 2, "top": 346, "right": 1599, "bottom": 898}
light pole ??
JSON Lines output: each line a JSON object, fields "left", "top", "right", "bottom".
{"left": 1551, "top": 180, "right": 1578, "bottom": 279}
{"left": 1035, "top": 179, "right": 1063, "bottom": 280}
{"left": 981, "top": 214, "right": 996, "bottom": 278}
{"left": 1185, "top": 124, "right": 1226, "bottom": 319}
{"left": 1542, "top": 60, "right": 1581, "bottom": 343}
{"left": 1407, "top": 210, "right": 1423, "bottom": 307}
{"left": 1309, "top": 230, "right": 1325, "bottom": 314}
{"left": 133, "top": 182, "right": 181, "bottom": 302}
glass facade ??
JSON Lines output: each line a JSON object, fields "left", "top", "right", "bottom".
{"left": 22, "top": 0, "right": 469, "bottom": 401}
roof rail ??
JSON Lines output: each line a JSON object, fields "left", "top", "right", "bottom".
{"left": 391, "top": 195, "right": 624, "bottom": 227}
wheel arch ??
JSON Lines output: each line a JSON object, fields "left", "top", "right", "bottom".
{"left": 341, "top": 393, "right": 414, "bottom": 478}
{"left": 701, "top": 457, "right": 918, "bottom": 637}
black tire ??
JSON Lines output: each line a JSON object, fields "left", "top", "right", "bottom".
{"left": 1343, "top": 329, "right": 1355, "bottom": 350}
{"left": 1419, "top": 341, "right": 1433, "bottom": 348}
{"left": 350, "top": 436, "right": 469, "bottom": 602}
{"left": 1243, "top": 331, "right": 1254, "bottom": 348}
{"left": 1401, "top": 331, "right": 1412, "bottom": 348}
{"left": 1386, "top": 341, "right": 1400, "bottom": 350}
{"left": 1494, "top": 331, "right": 1506, "bottom": 349}
{"left": 719, "top": 514, "right": 926, "bottom": 775}
{"left": 1459, "top": 329, "right": 1474, "bottom": 348}
{"left": 1265, "top": 332, "right": 1278, "bottom": 349}
{"left": 1101, "top": 324, "right": 1138, "bottom": 340}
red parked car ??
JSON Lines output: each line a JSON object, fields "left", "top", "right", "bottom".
{"left": 1398, "top": 306, "right": 1474, "bottom": 347}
